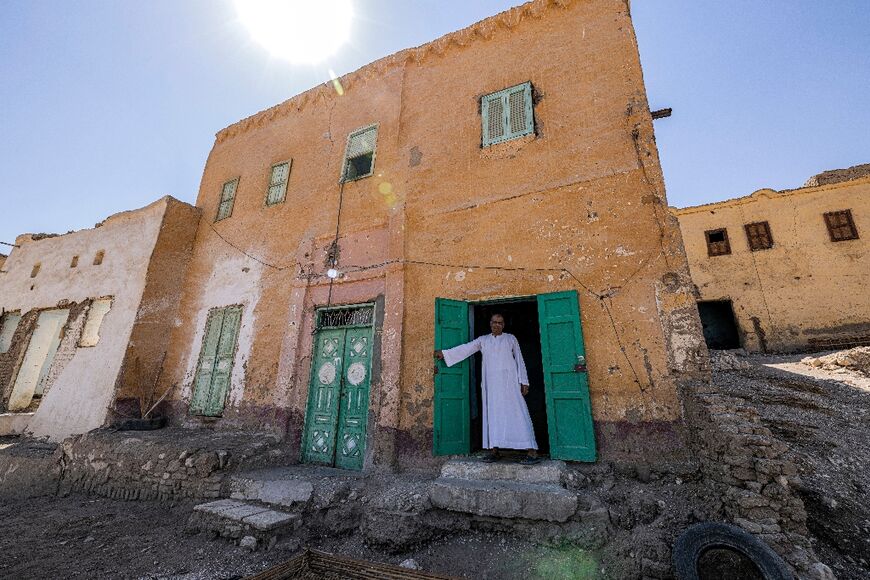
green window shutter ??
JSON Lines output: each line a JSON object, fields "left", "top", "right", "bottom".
{"left": 481, "top": 82, "right": 534, "bottom": 147}
{"left": 190, "top": 308, "right": 226, "bottom": 415}
{"left": 537, "top": 290, "right": 597, "bottom": 462}
{"left": 266, "top": 161, "right": 291, "bottom": 205}
{"left": 341, "top": 125, "right": 377, "bottom": 182}
{"left": 216, "top": 178, "right": 238, "bottom": 221}
{"left": 204, "top": 305, "right": 242, "bottom": 416}
{"left": 433, "top": 298, "right": 471, "bottom": 456}
{"left": 482, "top": 94, "right": 505, "bottom": 146}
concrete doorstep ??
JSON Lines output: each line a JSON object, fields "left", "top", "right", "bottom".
{"left": 429, "top": 477, "right": 578, "bottom": 523}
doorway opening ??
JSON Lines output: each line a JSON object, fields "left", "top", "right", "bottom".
{"left": 470, "top": 298, "right": 550, "bottom": 456}
{"left": 697, "top": 300, "right": 741, "bottom": 350}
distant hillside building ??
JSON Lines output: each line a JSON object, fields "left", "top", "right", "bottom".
{"left": 674, "top": 163, "right": 869, "bottom": 353}
{"left": 150, "top": 0, "right": 707, "bottom": 471}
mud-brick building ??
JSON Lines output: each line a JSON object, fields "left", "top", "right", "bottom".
{"left": 156, "top": 0, "right": 707, "bottom": 471}
{"left": 0, "top": 197, "right": 199, "bottom": 440}
{"left": 675, "top": 163, "right": 870, "bottom": 353}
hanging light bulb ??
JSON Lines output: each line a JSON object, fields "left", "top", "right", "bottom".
{"left": 327, "top": 268, "right": 339, "bottom": 279}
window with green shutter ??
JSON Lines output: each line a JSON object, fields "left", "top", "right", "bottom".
{"left": 266, "top": 160, "right": 291, "bottom": 206}
{"left": 341, "top": 125, "right": 377, "bottom": 182}
{"left": 216, "top": 178, "right": 239, "bottom": 221}
{"left": 481, "top": 82, "right": 534, "bottom": 147}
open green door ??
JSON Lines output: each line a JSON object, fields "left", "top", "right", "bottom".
{"left": 433, "top": 298, "right": 470, "bottom": 456}
{"left": 537, "top": 291, "right": 597, "bottom": 462}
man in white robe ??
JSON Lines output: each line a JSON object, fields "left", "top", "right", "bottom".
{"left": 435, "top": 313, "right": 540, "bottom": 464}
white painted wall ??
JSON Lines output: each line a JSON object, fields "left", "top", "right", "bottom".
{"left": 0, "top": 198, "right": 170, "bottom": 440}
{"left": 178, "top": 253, "right": 262, "bottom": 411}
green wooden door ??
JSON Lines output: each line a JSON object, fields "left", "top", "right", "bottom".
{"left": 433, "top": 298, "right": 471, "bottom": 456}
{"left": 334, "top": 326, "right": 373, "bottom": 470}
{"left": 302, "top": 328, "right": 345, "bottom": 465}
{"left": 190, "top": 306, "right": 242, "bottom": 417}
{"left": 537, "top": 291, "right": 597, "bottom": 462}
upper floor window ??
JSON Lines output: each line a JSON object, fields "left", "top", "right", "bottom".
{"left": 481, "top": 81, "right": 534, "bottom": 147}
{"left": 744, "top": 221, "right": 773, "bottom": 251}
{"left": 0, "top": 311, "right": 22, "bottom": 353}
{"left": 341, "top": 125, "right": 377, "bottom": 182}
{"left": 266, "top": 160, "right": 291, "bottom": 206}
{"left": 705, "top": 228, "right": 731, "bottom": 257}
{"left": 823, "top": 210, "right": 859, "bottom": 242}
{"left": 216, "top": 178, "right": 239, "bottom": 221}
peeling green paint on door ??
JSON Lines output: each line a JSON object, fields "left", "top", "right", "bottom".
{"left": 190, "top": 305, "right": 242, "bottom": 417}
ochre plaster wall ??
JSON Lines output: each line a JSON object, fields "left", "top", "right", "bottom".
{"left": 0, "top": 197, "right": 197, "bottom": 440}
{"left": 160, "top": 0, "right": 707, "bottom": 468}
{"left": 675, "top": 178, "right": 870, "bottom": 353}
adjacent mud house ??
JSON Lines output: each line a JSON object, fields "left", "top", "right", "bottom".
{"left": 0, "top": 197, "right": 199, "bottom": 439}
{"left": 153, "top": 0, "right": 707, "bottom": 471}
{"left": 674, "top": 163, "right": 870, "bottom": 353}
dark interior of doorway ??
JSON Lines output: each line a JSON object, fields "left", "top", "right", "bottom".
{"left": 471, "top": 299, "right": 550, "bottom": 456}
{"left": 697, "top": 300, "right": 741, "bottom": 350}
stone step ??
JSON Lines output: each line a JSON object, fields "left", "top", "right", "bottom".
{"left": 440, "top": 457, "right": 566, "bottom": 486}
{"left": 228, "top": 473, "right": 314, "bottom": 508}
{"left": 429, "top": 476, "right": 578, "bottom": 522}
{"left": 188, "top": 499, "right": 300, "bottom": 549}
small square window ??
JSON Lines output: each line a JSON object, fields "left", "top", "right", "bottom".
{"left": 70, "top": 255, "right": 79, "bottom": 268}
{"left": 93, "top": 250, "right": 105, "bottom": 265}
{"left": 341, "top": 125, "right": 377, "bottom": 182}
{"left": 216, "top": 178, "right": 239, "bottom": 221}
{"left": 744, "top": 221, "right": 773, "bottom": 251}
{"left": 481, "top": 81, "right": 534, "bottom": 147}
{"left": 266, "top": 160, "right": 291, "bottom": 206}
{"left": 823, "top": 210, "right": 859, "bottom": 242}
{"left": 30, "top": 263, "right": 41, "bottom": 278}
{"left": 705, "top": 228, "right": 731, "bottom": 257}
{"left": 0, "top": 311, "right": 22, "bottom": 353}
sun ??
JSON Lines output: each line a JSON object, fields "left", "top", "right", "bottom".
{"left": 234, "top": 0, "right": 354, "bottom": 65}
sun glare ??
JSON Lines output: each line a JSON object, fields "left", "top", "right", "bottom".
{"left": 234, "top": 0, "right": 354, "bottom": 64}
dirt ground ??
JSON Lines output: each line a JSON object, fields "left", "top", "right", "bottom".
{"left": 715, "top": 352, "right": 870, "bottom": 580}
{"left": 0, "top": 494, "right": 600, "bottom": 580}
{"left": 1, "top": 351, "right": 867, "bottom": 580}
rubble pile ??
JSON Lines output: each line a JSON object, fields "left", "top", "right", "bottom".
{"left": 801, "top": 346, "right": 870, "bottom": 376}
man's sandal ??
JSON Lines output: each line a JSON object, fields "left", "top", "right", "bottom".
{"left": 480, "top": 452, "right": 500, "bottom": 463}
{"left": 518, "top": 456, "right": 542, "bottom": 466}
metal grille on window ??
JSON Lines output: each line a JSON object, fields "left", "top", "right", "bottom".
{"left": 824, "top": 210, "right": 859, "bottom": 242}
{"left": 744, "top": 221, "right": 773, "bottom": 251}
{"left": 342, "top": 126, "right": 377, "bottom": 181}
{"left": 267, "top": 161, "right": 291, "bottom": 205}
{"left": 216, "top": 179, "right": 237, "bottom": 221}
{"left": 317, "top": 305, "right": 374, "bottom": 329}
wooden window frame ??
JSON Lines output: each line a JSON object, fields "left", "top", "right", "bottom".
{"left": 481, "top": 81, "right": 535, "bottom": 147}
{"left": 823, "top": 209, "right": 859, "bottom": 242}
{"left": 744, "top": 221, "right": 773, "bottom": 251}
{"left": 341, "top": 124, "right": 378, "bottom": 183}
{"left": 265, "top": 160, "right": 292, "bottom": 206}
{"left": 215, "top": 178, "right": 239, "bottom": 222}
{"left": 705, "top": 228, "right": 731, "bottom": 257}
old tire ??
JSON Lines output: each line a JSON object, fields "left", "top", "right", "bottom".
{"left": 115, "top": 415, "right": 167, "bottom": 431}
{"left": 673, "top": 522, "right": 793, "bottom": 580}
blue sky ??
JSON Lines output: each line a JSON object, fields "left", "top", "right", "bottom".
{"left": 1, "top": 1, "right": 868, "bottom": 247}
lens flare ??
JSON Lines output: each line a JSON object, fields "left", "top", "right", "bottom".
{"left": 235, "top": 0, "right": 354, "bottom": 64}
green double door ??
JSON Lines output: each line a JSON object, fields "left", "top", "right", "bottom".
{"left": 434, "top": 290, "right": 597, "bottom": 462}
{"left": 191, "top": 305, "right": 242, "bottom": 417}
{"left": 302, "top": 325, "right": 373, "bottom": 470}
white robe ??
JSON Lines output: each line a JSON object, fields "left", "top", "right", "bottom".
{"left": 442, "top": 333, "right": 538, "bottom": 450}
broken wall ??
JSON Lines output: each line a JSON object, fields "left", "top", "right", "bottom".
{"left": 0, "top": 197, "right": 198, "bottom": 440}
{"left": 675, "top": 177, "right": 870, "bottom": 353}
